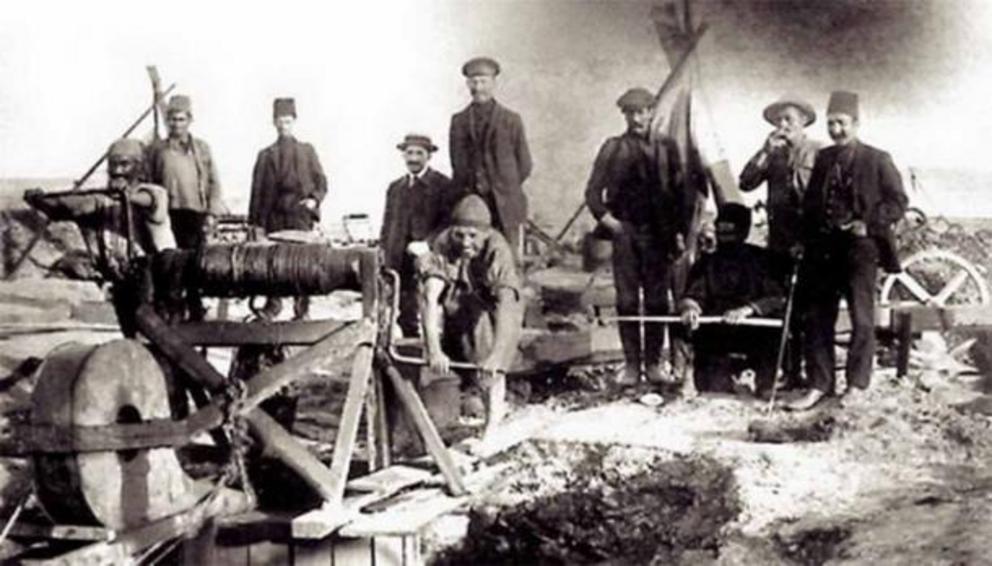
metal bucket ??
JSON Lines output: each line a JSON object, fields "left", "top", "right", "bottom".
{"left": 582, "top": 230, "right": 613, "bottom": 272}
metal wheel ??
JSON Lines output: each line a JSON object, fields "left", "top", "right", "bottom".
{"left": 879, "top": 249, "right": 990, "bottom": 307}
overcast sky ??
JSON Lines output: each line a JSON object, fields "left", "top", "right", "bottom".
{"left": 1, "top": 0, "right": 990, "bottom": 224}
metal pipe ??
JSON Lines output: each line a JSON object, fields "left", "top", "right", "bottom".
{"left": 604, "top": 315, "right": 783, "bottom": 328}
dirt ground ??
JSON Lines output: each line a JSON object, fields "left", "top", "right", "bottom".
{"left": 1, "top": 278, "right": 992, "bottom": 564}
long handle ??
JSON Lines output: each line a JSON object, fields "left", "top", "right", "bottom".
{"left": 766, "top": 257, "right": 802, "bottom": 413}
{"left": 605, "top": 315, "right": 783, "bottom": 328}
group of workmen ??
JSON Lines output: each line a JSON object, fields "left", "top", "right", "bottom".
{"left": 25, "top": 54, "right": 907, "bottom": 446}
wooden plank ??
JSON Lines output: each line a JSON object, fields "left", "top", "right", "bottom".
{"left": 4, "top": 419, "right": 188, "bottom": 455}
{"left": 338, "top": 496, "right": 466, "bottom": 538}
{"left": 175, "top": 319, "right": 350, "bottom": 346}
{"left": 247, "top": 410, "right": 340, "bottom": 503}
{"left": 346, "top": 465, "right": 433, "bottom": 494}
{"left": 889, "top": 304, "right": 992, "bottom": 332}
{"left": 248, "top": 540, "right": 290, "bottom": 565}
{"left": 292, "top": 538, "right": 334, "bottom": 565}
{"left": 8, "top": 522, "right": 115, "bottom": 542}
{"left": 379, "top": 359, "right": 466, "bottom": 496}
{"left": 325, "top": 338, "right": 376, "bottom": 505}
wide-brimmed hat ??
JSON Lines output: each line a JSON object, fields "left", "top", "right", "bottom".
{"left": 763, "top": 95, "right": 816, "bottom": 127}
{"left": 396, "top": 133, "right": 438, "bottom": 152}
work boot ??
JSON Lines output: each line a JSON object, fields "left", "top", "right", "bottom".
{"left": 644, "top": 364, "right": 666, "bottom": 385}
{"left": 786, "top": 389, "right": 827, "bottom": 411}
{"left": 841, "top": 386, "right": 868, "bottom": 406}
{"left": 614, "top": 364, "right": 640, "bottom": 386}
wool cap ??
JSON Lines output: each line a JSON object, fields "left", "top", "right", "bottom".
{"left": 273, "top": 97, "right": 296, "bottom": 118}
{"left": 616, "top": 87, "right": 656, "bottom": 112}
{"left": 462, "top": 57, "right": 501, "bottom": 77}
{"left": 827, "top": 90, "right": 859, "bottom": 119}
{"left": 451, "top": 194, "right": 492, "bottom": 228}
{"left": 107, "top": 138, "right": 144, "bottom": 160}
{"left": 166, "top": 94, "right": 192, "bottom": 115}
{"left": 763, "top": 94, "right": 816, "bottom": 127}
{"left": 716, "top": 202, "right": 752, "bottom": 238}
{"left": 396, "top": 133, "right": 438, "bottom": 152}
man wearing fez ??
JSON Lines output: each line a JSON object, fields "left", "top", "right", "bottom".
{"left": 248, "top": 97, "right": 328, "bottom": 320}
{"left": 146, "top": 94, "right": 224, "bottom": 320}
{"left": 679, "top": 203, "right": 785, "bottom": 395}
{"left": 24, "top": 139, "right": 174, "bottom": 334}
{"left": 380, "top": 133, "right": 455, "bottom": 337}
{"left": 789, "top": 91, "right": 907, "bottom": 411}
{"left": 584, "top": 87, "right": 687, "bottom": 385}
{"left": 739, "top": 95, "right": 823, "bottom": 388}
{"left": 419, "top": 195, "right": 524, "bottom": 441}
{"left": 449, "top": 56, "right": 532, "bottom": 252}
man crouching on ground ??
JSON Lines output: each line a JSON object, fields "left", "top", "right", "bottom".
{"left": 418, "top": 194, "right": 524, "bottom": 441}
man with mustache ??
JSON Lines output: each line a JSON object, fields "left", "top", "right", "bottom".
{"left": 449, "top": 57, "right": 532, "bottom": 252}
{"left": 248, "top": 97, "right": 328, "bottom": 320}
{"left": 24, "top": 138, "right": 174, "bottom": 334}
{"left": 146, "top": 94, "right": 224, "bottom": 320}
{"left": 584, "top": 87, "right": 687, "bottom": 386}
{"left": 789, "top": 91, "right": 907, "bottom": 411}
{"left": 380, "top": 133, "right": 455, "bottom": 337}
{"left": 418, "top": 194, "right": 524, "bottom": 442}
{"left": 739, "top": 95, "right": 823, "bottom": 389}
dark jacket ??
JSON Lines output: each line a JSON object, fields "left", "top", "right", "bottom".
{"left": 739, "top": 136, "right": 822, "bottom": 252}
{"left": 680, "top": 243, "right": 785, "bottom": 317}
{"left": 248, "top": 138, "right": 327, "bottom": 232}
{"left": 449, "top": 100, "right": 532, "bottom": 241}
{"left": 584, "top": 132, "right": 687, "bottom": 251}
{"left": 379, "top": 168, "right": 455, "bottom": 271}
{"left": 801, "top": 141, "right": 907, "bottom": 273}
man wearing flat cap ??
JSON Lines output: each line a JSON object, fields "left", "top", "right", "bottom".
{"left": 739, "top": 95, "right": 823, "bottom": 389}
{"left": 789, "top": 90, "right": 908, "bottom": 411}
{"left": 146, "top": 94, "right": 224, "bottom": 320}
{"left": 449, "top": 56, "right": 533, "bottom": 253}
{"left": 248, "top": 97, "right": 328, "bottom": 320}
{"left": 380, "top": 133, "right": 456, "bottom": 337}
{"left": 418, "top": 194, "right": 524, "bottom": 442}
{"left": 584, "top": 87, "right": 688, "bottom": 385}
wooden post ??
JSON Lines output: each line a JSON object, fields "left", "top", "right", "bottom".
{"left": 896, "top": 311, "right": 913, "bottom": 378}
{"left": 325, "top": 336, "right": 376, "bottom": 505}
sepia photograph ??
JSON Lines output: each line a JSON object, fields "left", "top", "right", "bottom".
{"left": 0, "top": 0, "right": 991, "bottom": 563}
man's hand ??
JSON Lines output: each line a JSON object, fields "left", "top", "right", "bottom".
{"left": 204, "top": 214, "right": 217, "bottom": 234}
{"left": 723, "top": 305, "right": 755, "bottom": 324}
{"left": 406, "top": 240, "right": 430, "bottom": 257}
{"left": 842, "top": 220, "right": 868, "bottom": 237}
{"left": 681, "top": 307, "right": 701, "bottom": 331}
{"left": 427, "top": 349, "right": 452, "bottom": 376}
{"left": 764, "top": 130, "right": 788, "bottom": 152}
{"left": 599, "top": 213, "right": 624, "bottom": 235}
{"left": 301, "top": 197, "right": 318, "bottom": 211}
{"left": 23, "top": 188, "right": 45, "bottom": 206}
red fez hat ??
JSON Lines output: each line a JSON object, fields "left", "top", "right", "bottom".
{"left": 763, "top": 94, "right": 816, "bottom": 127}
{"left": 451, "top": 194, "right": 492, "bottom": 228}
{"left": 396, "top": 133, "right": 438, "bottom": 152}
{"left": 616, "top": 87, "right": 656, "bottom": 112}
{"left": 107, "top": 138, "right": 144, "bottom": 160}
{"left": 167, "top": 94, "right": 192, "bottom": 115}
{"left": 827, "top": 90, "right": 859, "bottom": 119}
{"left": 273, "top": 97, "right": 296, "bottom": 118}
{"left": 462, "top": 57, "right": 501, "bottom": 77}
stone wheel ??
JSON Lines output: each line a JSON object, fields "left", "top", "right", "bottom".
{"left": 879, "top": 249, "right": 990, "bottom": 307}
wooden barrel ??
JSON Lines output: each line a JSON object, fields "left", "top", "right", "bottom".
{"left": 31, "top": 339, "right": 198, "bottom": 529}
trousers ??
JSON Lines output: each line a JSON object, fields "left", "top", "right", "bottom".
{"left": 612, "top": 224, "right": 671, "bottom": 368}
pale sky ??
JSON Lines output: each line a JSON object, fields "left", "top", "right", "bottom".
{"left": 1, "top": 0, "right": 991, "bottom": 224}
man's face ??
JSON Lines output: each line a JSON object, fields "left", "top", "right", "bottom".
{"left": 697, "top": 221, "right": 717, "bottom": 254}
{"left": 167, "top": 111, "right": 192, "bottom": 139}
{"left": 108, "top": 156, "right": 138, "bottom": 190}
{"left": 827, "top": 112, "right": 859, "bottom": 145}
{"left": 716, "top": 221, "right": 745, "bottom": 247}
{"left": 773, "top": 105, "right": 807, "bottom": 145}
{"left": 450, "top": 225, "right": 487, "bottom": 259}
{"left": 466, "top": 74, "right": 496, "bottom": 104}
{"left": 403, "top": 146, "right": 431, "bottom": 175}
{"left": 624, "top": 107, "right": 654, "bottom": 137}
{"left": 274, "top": 115, "right": 295, "bottom": 138}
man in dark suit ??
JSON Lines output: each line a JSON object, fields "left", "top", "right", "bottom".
{"left": 449, "top": 56, "right": 532, "bottom": 252}
{"left": 380, "top": 133, "right": 455, "bottom": 337}
{"left": 248, "top": 97, "right": 328, "bottom": 320}
{"left": 789, "top": 91, "right": 908, "bottom": 410}
{"left": 584, "top": 87, "right": 687, "bottom": 386}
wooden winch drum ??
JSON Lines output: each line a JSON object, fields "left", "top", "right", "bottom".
{"left": 31, "top": 340, "right": 198, "bottom": 530}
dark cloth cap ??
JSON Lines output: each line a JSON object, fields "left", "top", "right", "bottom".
{"left": 273, "top": 98, "right": 296, "bottom": 118}
{"left": 462, "top": 57, "right": 501, "bottom": 77}
{"left": 763, "top": 94, "right": 816, "bottom": 127}
{"left": 451, "top": 194, "right": 492, "bottom": 228}
{"left": 616, "top": 87, "right": 656, "bottom": 112}
{"left": 167, "top": 94, "right": 192, "bottom": 115}
{"left": 108, "top": 138, "right": 144, "bottom": 160}
{"left": 396, "top": 133, "right": 438, "bottom": 152}
{"left": 716, "top": 203, "right": 752, "bottom": 237}
{"left": 827, "top": 90, "right": 859, "bottom": 119}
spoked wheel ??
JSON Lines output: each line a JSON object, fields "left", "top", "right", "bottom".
{"left": 879, "top": 249, "right": 990, "bottom": 307}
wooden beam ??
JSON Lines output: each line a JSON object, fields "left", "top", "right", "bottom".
{"left": 174, "top": 319, "right": 350, "bottom": 346}
{"left": 325, "top": 338, "right": 376, "bottom": 505}
{"left": 378, "top": 357, "right": 466, "bottom": 496}
{"left": 3, "top": 419, "right": 188, "bottom": 455}
{"left": 246, "top": 410, "right": 340, "bottom": 502}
